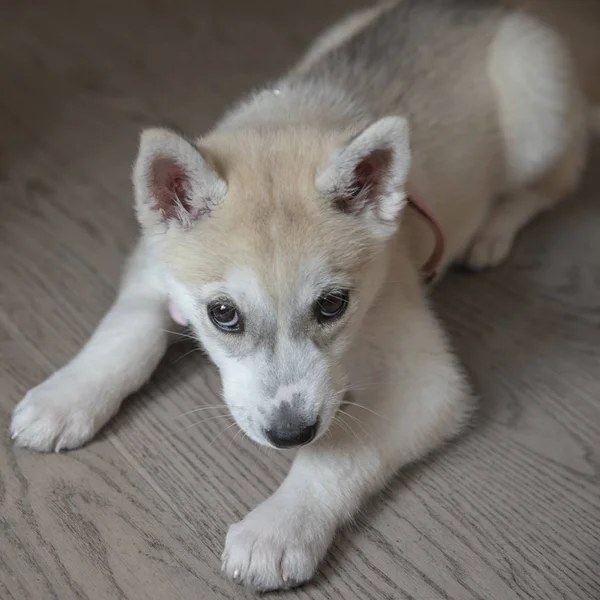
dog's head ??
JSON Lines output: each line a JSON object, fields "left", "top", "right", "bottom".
{"left": 133, "top": 118, "right": 411, "bottom": 447}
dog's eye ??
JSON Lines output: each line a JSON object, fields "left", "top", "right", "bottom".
{"left": 315, "top": 290, "right": 349, "bottom": 323}
{"left": 208, "top": 301, "right": 242, "bottom": 332}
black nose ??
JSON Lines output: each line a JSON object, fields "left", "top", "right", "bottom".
{"left": 264, "top": 420, "right": 318, "bottom": 449}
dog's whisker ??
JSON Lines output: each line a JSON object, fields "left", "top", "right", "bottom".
{"left": 208, "top": 422, "right": 239, "bottom": 447}
{"left": 338, "top": 410, "right": 371, "bottom": 439}
{"left": 344, "top": 380, "right": 385, "bottom": 391}
{"left": 333, "top": 415, "right": 354, "bottom": 439}
{"left": 334, "top": 414, "right": 363, "bottom": 445}
{"left": 173, "top": 405, "right": 230, "bottom": 420}
{"left": 340, "top": 400, "right": 385, "bottom": 419}
{"left": 333, "top": 381, "right": 385, "bottom": 397}
{"left": 339, "top": 409, "right": 368, "bottom": 428}
{"left": 228, "top": 427, "right": 245, "bottom": 449}
{"left": 168, "top": 413, "right": 234, "bottom": 436}
{"left": 173, "top": 346, "right": 203, "bottom": 364}
{"left": 159, "top": 327, "right": 198, "bottom": 341}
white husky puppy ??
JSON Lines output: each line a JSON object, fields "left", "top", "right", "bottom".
{"left": 11, "top": 0, "right": 598, "bottom": 591}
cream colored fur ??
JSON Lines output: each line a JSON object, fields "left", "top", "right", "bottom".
{"left": 11, "top": 0, "right": 598, "bottom": 592}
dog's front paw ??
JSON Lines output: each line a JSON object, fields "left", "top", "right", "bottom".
{"left": 11, "top": 372, "right": 113, "bottom": 452}
{"left": 222, "top": 499, "right": 334, "bottom": 591}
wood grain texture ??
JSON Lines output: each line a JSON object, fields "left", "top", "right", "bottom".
{"left": 1, "top": 1, "right": 599, "bottom": 598}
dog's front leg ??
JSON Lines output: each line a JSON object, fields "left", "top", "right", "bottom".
{"left": 222, "top": 286, "right": 472, "bottom": 591}
{"left": 11, "top": 240, "right": 172, "bottom": 452}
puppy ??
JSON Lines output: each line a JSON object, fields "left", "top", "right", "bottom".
{"left": 11, "top": 0, "right": 598, "bottom": 591}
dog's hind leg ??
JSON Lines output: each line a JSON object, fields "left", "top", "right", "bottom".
{"left": 11, "top": 239, "right": 172, "bottom": 452}
{"left": 463, "top": 129, "right": 587, "bottom": 270}
{"left": 463, "top": 12, "right": 589, "bottom": 271}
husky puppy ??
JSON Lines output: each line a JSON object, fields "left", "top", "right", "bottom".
{"left": 11, "top": 0, "right": 598, "bottom": 591}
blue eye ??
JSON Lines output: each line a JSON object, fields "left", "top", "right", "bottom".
{"left": 208, "top": 300, "right": 242, "bottom": 332}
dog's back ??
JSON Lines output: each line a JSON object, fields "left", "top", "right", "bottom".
{"left": 229, "top": 0, "right": 589, "bottom": 270}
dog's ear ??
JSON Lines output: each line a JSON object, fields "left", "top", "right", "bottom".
{"left": 133, "top": 128, "right": 226, "bottom": 231}
{"left": 316, "top": 116, "right": 411, "bottom": 235}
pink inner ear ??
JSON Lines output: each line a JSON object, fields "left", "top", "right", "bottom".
{"left": 353, "top": 148, "right": 392, "bottom": 198}
{"left": 336, "top": 148, "right": 393, "bottom": 214}
{"left": 151, "top": 157, "right": 195, "bottom": 220}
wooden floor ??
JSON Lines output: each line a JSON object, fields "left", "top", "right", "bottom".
{"left": 1, "top": 1, "right": 599, "bottom": 598}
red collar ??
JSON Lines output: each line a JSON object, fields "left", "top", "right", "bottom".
{"left": 406, "top": 193, "right": 445, "bottom": 284}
